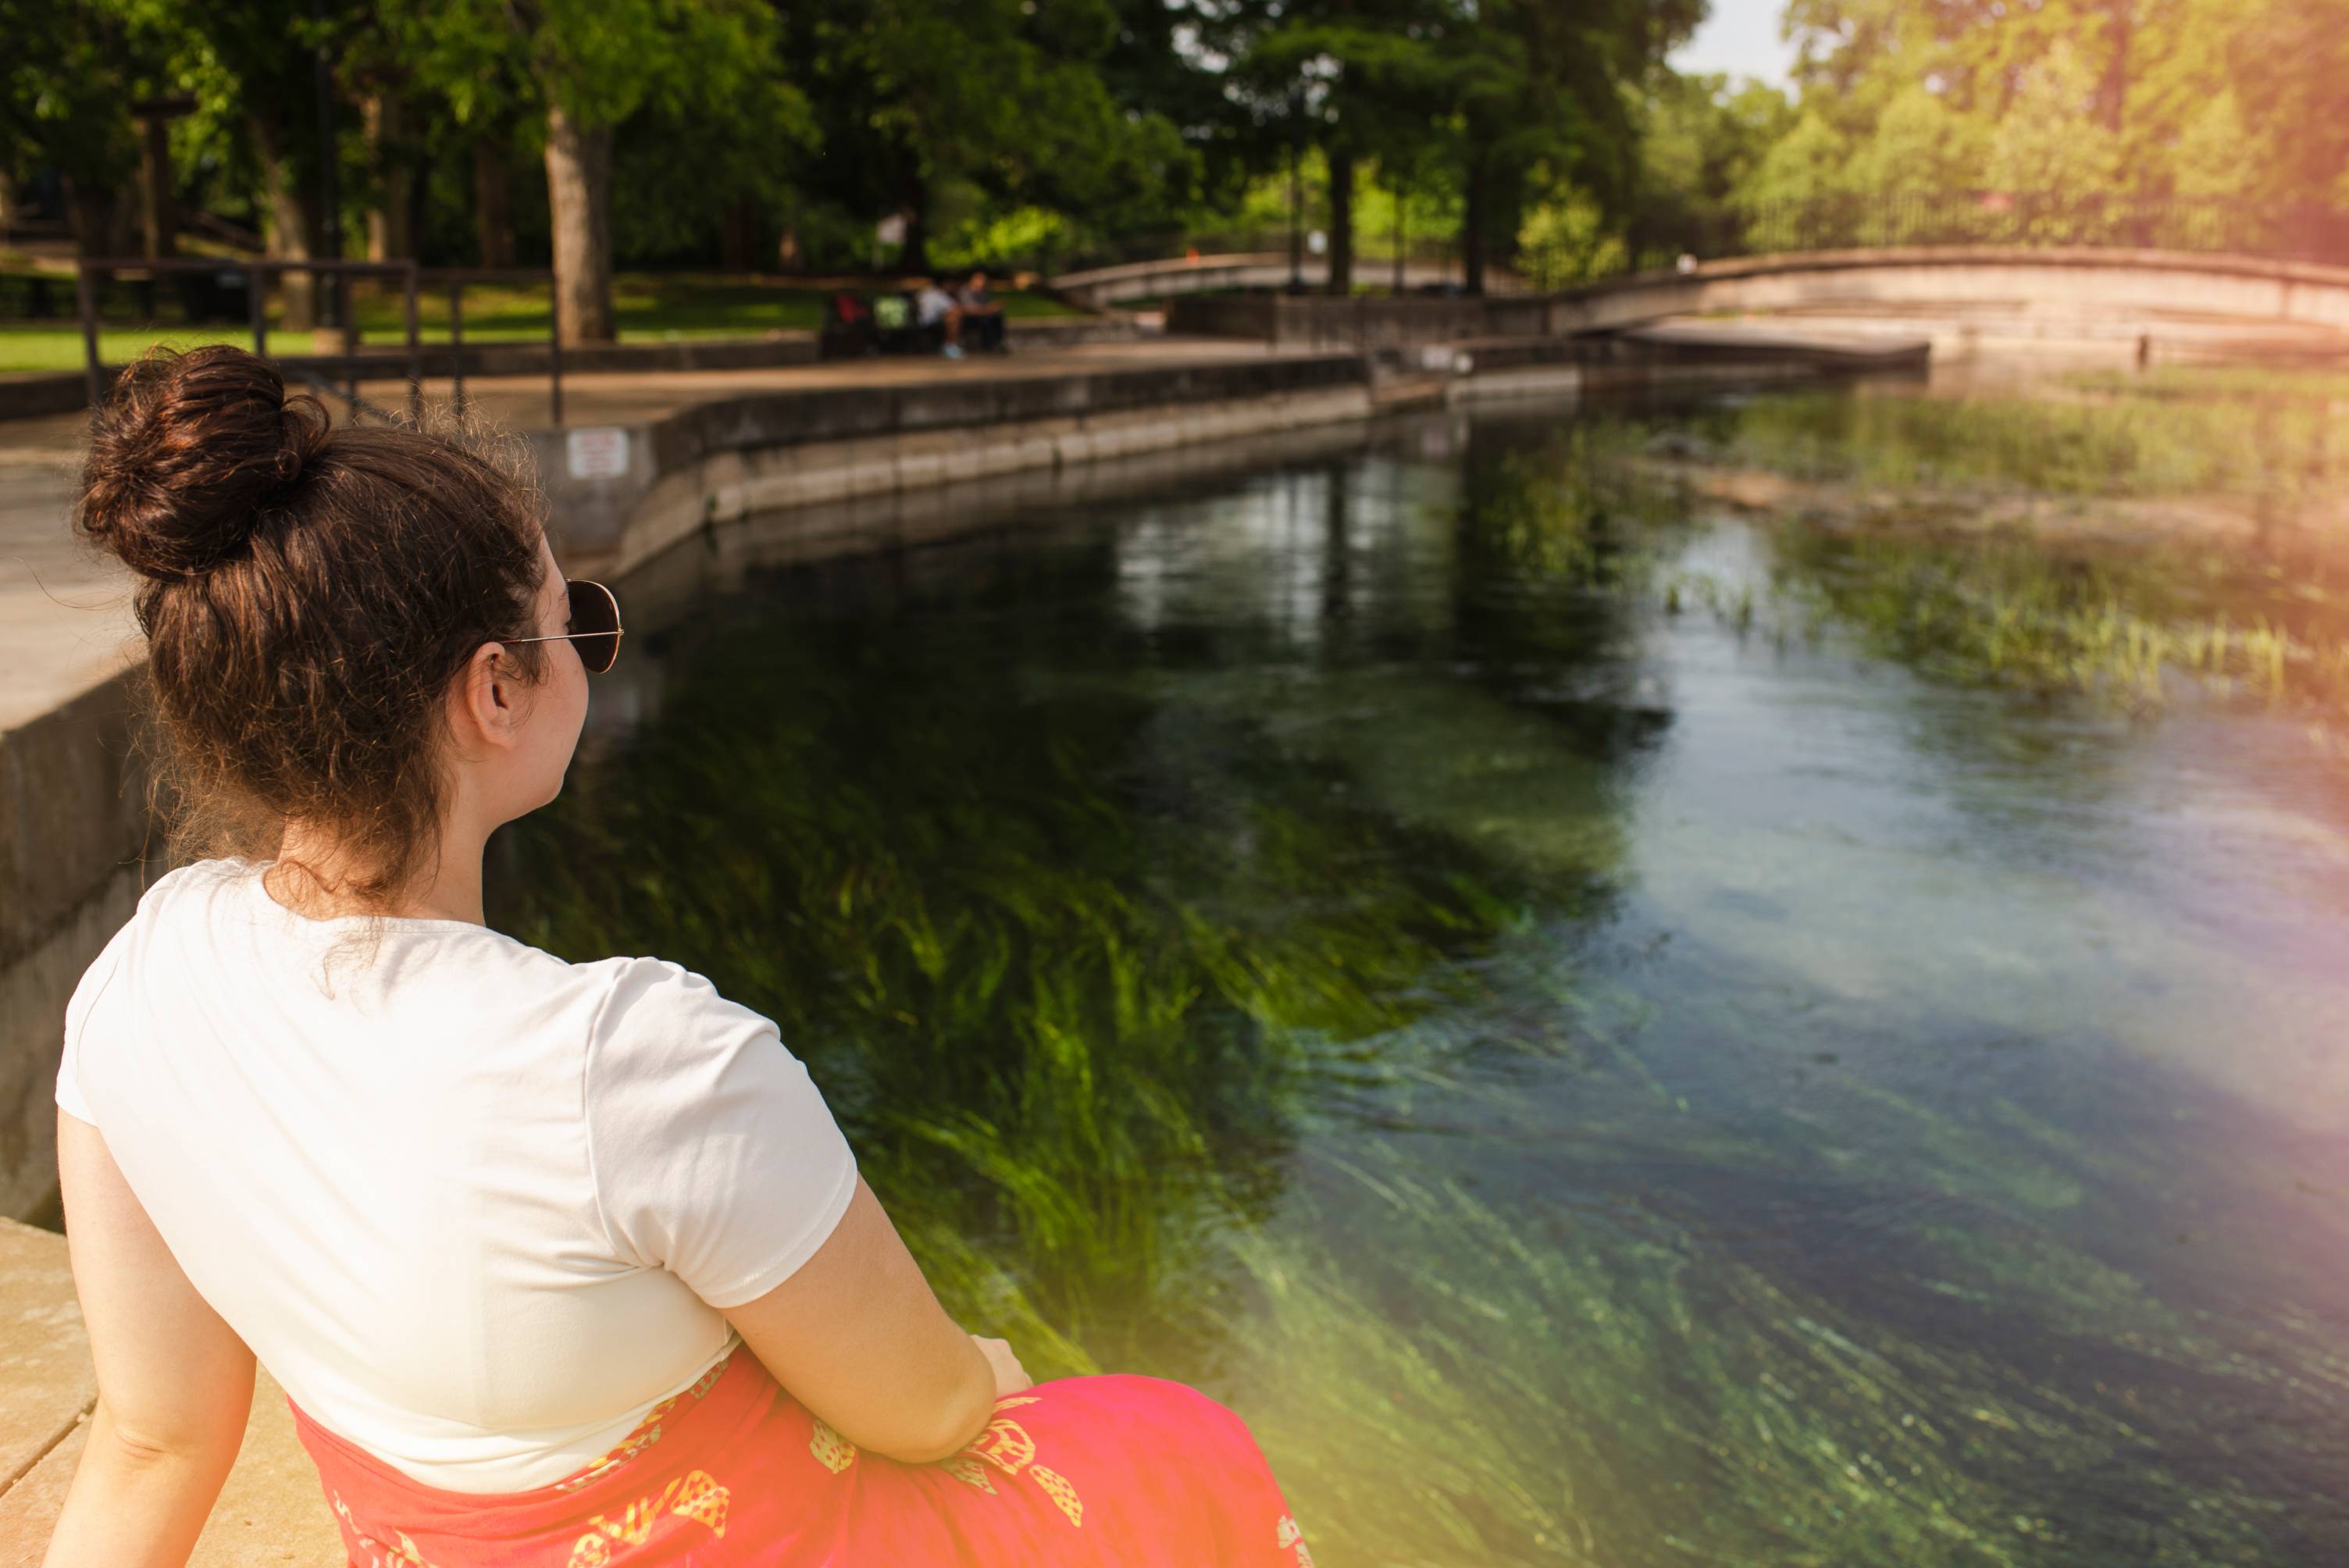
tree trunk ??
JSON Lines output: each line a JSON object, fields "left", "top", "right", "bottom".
{"left": 900, "top": 170, "right": 931, "bottom": 276}
{"left": 545, "top": 103, "right": 615, "bottom": 344}
{"left": 718, "top": 196, "right": 757, "bottom": 273}
{"left": 1327, "top": 146, "right": 1355, "bottom": 296}
{"left": 137, "top": 114, "right": 176, "bottom": 259}
{"left": 364, "top": 94, "right": 412, "bottom": 261}
{"left": 251, "top": 113, "right": 319, "bottom": 330}
{"left": 472, "top": 136, "right": 514, "bottom": 269}
{"left": 2098, "top": 0, "right": 2131, "bottom": 134}
{"left": 105, "top": 186, "right": 141, "bottom": 258}
{"left": 1462, "top": 143, "right": 1487, "bottom": 297}
{"left": 62, "top": 175, "right": 115, "bottom": 262}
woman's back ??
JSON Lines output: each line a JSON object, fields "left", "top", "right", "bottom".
{"left": 62, "top": 857, "right": 855, "bottom": 1491}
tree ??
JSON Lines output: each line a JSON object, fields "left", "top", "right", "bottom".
{"left": 1982, "top": 41, "right": 2122, "bottom": 228}
{"left": 1631, "top": 71, "right": 1795, "bottom": 264}
{"left": 1736, "top": 109, "right": 1852, "bottom": 245}
{"left": 0, "top": 0, "right": 143, "bottom": 257}
{"left": 1775, "top": 0, "right": 2349, "bottom": 223}
{"left": 383, "top": 0, "right": 787, "bottom": 343}
{"left": 775, "top": 0, "right": 1193, "bottom": 275}
{"left": 1232, "top": 0, "right": 1701, "bottom": 295}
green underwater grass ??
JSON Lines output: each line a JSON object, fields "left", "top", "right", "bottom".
{"left": 486, "top": 396, "right": 2349, "bottom": 1563}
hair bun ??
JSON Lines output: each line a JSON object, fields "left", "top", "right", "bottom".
{"left": 77, "top": 345, "right": 333, "bottom": 579}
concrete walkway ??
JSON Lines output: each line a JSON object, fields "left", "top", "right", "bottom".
{"left": 0, "top": 418, "right": 133, "bottom": 736}
{"left": 0, "top": 1219, "right": 344, "bottom": 1563}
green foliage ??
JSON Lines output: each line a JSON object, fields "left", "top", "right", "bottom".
{"left": 0, "top": 0, "right": 141, "bottom": 203}
{"left": 1661, "top": 372, "right": 2349, "bottom": 711}
{"left": 1776, "top": 0, "right": 2348, "bottom": 208}
{"left": 490, "top": 615, "right": 1515, "bottom": 1368}
{"left": 1517, "top": 181, "right": 1631, "bottom": 288}
{"left": 1980, "top": 41, "right": 2121, "bottom": 214}
{"left": 777, "top": 0, "right": 1198, "bottom": 269}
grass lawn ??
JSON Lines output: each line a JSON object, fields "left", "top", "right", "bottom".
{"left": 0, "top": 272, "right": 1083, "bottom": 374}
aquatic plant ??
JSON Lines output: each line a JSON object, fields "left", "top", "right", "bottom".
{"left": 1752, "top": 527, "right": 2349, "bottom": 713}
{"left": 492, "top": 602, "right": 1523, "bottom": 1376}
{"left": 1683, "top": 379, "right": 2349, "bottom": 517}
{"left": 480, "top": 412, "right": 2349, "bottom": 1565}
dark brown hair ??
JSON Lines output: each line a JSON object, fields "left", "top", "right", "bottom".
{"left": 77, "top": 346, "right": 549, "bottom": 903}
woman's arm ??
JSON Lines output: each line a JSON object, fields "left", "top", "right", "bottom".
{"left": 44, "top": 1110, "right": 255, "bottom": 1567}
{"left": 721, "top": 1178, "right": 1027, "bottom": 1464}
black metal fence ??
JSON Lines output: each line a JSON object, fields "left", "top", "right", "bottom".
{"left": 66, "top": 258, "right": 565, "bottom": 424}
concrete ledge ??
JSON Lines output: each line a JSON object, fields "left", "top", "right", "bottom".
{"left": 599, "top": 379, "right": 1377, "bottom": 579}
{"left": 0, "top": 1218, "right": 343, "bottom": 1565}
{"left": 554, "top": 354, "right": 1377, "bottom": 576}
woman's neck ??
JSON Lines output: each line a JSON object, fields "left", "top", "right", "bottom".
{"left": 266, "top": 818, "right": 490, "bottom": 925}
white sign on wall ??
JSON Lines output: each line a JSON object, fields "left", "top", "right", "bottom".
{"left": 565, "top": 427, "right": 631, "bottom": 482}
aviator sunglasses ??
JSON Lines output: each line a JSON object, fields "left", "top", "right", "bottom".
{"left": 502, "top": 579, "right": 625, "bottom": 674}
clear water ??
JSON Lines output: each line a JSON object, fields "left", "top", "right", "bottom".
{"left": 490, "top": 376, "right": 2349, "bottom": 1565}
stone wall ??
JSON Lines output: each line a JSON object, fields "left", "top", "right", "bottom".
{"left": 0, "top": 675, "right": 152, "bottom": 1222}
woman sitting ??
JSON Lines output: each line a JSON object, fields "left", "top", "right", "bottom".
{"left": 44, "top": 346, "right": 1309, "bottom": 1566}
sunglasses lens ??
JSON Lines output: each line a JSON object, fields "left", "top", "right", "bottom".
{"left": 566, "top": 580, "right": 622, "bottom": 674}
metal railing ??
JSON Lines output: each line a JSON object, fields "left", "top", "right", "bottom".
{"left": 424, "top": 268, "right": 564, "bottom": 425}
{"left": 70, "top": 258, "right": 565, "bottom": 425}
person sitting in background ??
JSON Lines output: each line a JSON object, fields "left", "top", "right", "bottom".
{"left": 913, "top": 278, "right": 962, "bottom": 358}
{"left": 957, "top": 272, "right": 1007, "bottom": 353}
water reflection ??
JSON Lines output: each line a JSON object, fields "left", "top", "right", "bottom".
{"left": 494, "top": 384, "right": 2349, "bottom": 1563}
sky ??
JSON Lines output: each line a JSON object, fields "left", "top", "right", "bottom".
{"left": 1668, "top": 0, "right": 1800, "bottom": 87}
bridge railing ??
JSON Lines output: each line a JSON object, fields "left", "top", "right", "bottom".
{"left": 1564, "top": 191, "right": 2349, "bottom": 291}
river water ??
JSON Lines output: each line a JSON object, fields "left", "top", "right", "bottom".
{"left": 490, "top": 372, "right": 2349, "bottom": 1566}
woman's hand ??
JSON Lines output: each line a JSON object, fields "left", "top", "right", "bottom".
{"left": 972, "top": 1335, "right": 1032, "bottom": 1401}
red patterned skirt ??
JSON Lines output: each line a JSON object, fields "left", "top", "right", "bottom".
{"left": 288, "top": 1347, "right": 1313, "bottom": 1566}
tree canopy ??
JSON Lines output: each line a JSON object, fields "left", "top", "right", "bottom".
{"left": 10, "top": 1, "right": 2339, "bottom": 338}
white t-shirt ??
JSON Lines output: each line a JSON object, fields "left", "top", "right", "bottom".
{"left": 55, "top": 858, "right": 858, "bottom": 1493}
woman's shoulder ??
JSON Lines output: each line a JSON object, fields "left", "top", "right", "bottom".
{"left": 66, "top": 860, "right": 244, "bottom": 1016}
{"left": 578, "top": 956, "right": 779, "bottom": 1053}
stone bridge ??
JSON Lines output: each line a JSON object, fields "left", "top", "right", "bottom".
{"left": 1496, "top": 247, "right": 2349, "bottom": 340}
{"left": 1051, "top": 252, "right": 1523, "bottom": 308}
{"left": 1079, "top": 246, "right": 2349, "bottom": 355}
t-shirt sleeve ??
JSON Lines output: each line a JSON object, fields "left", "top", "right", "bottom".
{"left": 55, "top": 924, "right": 132, "bottom": 1127}
{"left": 582, "top": 958, "right": 858, "bottom": 1309}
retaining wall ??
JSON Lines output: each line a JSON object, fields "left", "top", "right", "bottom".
{"left": 0, "top": 677, "right": 149, "bottom": 1223}
{"left": 542, "top": 354, "right": 1377, "bottom": 579}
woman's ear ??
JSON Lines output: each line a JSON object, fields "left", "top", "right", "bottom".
{"left": 451, "top": 643, "right": 522, "bottom": 754}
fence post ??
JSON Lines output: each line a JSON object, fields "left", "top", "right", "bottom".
{"left": 547, "top": 275, "right": 564, "bottom": 426}
{"left": 76, "top": 263, "right": 103, "bottom": 410}
{"left": 340, "top": 268, "right": 358, "bottom": 411}
{"left": 249, "top": 262, "right": 269, "bottom": 359}
{"left": 403, "top": 264, "right": 421, "bottom": 423}
{"left": 450, "top": 280, "right": 465, "bottom": 419}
